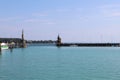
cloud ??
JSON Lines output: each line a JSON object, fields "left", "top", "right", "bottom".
{"left": 99, "top": 4, "right": 120, "bottom": 17}
{"left": 56, "top": 8, "right": 71, "bottom": 12}
{"left": 32, "top": 13, "right": 48, "bottom": 17}
{"left": 99, "top": 4, "right": 120, "bottom": 9}
{"left": 46, "top": 22, "right": 56, "bottom": 25}
{"left": 24, "top": 19, "right": 40, "bottom": 23}
{"left": 56, "top": 8, "right": 82, "bottom": 12}
{"left": 109, "top": 12, "right": 120, "bottom": 17}
{"left": 24, "top": 19, "right": 56, "bottom": 25}
{"left": 101, "top": 10, "right": 120, "bottom": 17}
{"left": 0, "top": 17, "right": 22, "bottom": 22}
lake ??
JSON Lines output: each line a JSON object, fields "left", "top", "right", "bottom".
{"left": 0, "top": 46, "right": 120, "bottom": 80}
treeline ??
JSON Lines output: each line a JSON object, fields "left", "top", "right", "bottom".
{"left": 26, "top": 40, "right": 56, "bottom": 44}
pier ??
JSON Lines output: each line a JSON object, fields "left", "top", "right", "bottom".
{"left": 56, "top": 35, "right": 120, "bottom": 47}
{"left": 57, "top": 43, "right": 120, "bottom": 47}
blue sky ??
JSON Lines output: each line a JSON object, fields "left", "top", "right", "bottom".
{"left": 0, "top": 0, "right": 120, "bottom": 42}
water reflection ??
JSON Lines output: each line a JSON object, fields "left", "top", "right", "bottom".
{"left": 10, "top": 49, "right": 13, "bottom": 53}
{"left": 0, "top": 51, "right": 2, "bottom": 55}
{"left": 0, "top": 49, "right": 13, "bottom": 56}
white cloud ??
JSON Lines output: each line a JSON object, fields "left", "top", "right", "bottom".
{"left": 24, "top": 19, "right": 40, "bottom": 23}
{"left": 0, "top": 17, "right": 22, "bottom": 22}
{"left": 24, "top": 19, "right": 56, "bottom": 25}
{"left": 44, "top": 21, "right": 56, "bottom": 25}
{"left": 99, "top": 4, "right": 120, "bottom": 17}
{"left": 109, "top": 12, "right": 120, "bottom": 17}
{"left": 56, "top": 8, "right": 82, "bottom": 13}
{"left": 32, "top": 13, "right": 48, "bottom": 17}
{"left": 101, "top": 10, "right": 120, "bottom": 17}
{"left": 56, "top": 9, "right": 71, "bottom": 12}
{"left": 99, "top": 4, "right": 120, "bottom": 9}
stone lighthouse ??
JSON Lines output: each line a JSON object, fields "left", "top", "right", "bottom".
{"left": 56, "top": 35, "right": 62, "bottom": 46}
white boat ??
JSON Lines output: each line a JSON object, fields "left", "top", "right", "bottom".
{"left": 1, "top": 43, "right": 9, "bottom": 50}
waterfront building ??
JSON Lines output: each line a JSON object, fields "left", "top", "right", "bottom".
{"left": 0, "top": 30, "right": 26, "bottom": 48}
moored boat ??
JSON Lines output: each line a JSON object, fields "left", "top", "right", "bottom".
{"left": 1, "top": 43, "right": 9, "bottom": 50}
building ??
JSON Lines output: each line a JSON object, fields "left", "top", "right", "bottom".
{"left": 0, "top": 30, "right": 26, "bottom": 48}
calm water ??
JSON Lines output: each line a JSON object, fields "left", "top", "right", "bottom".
{"left": 0, "top": 46, "right": 120, "bottom": 80}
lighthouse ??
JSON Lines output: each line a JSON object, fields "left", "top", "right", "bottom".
{"left": 56, "top": 35, "right": 61, "bottom": 46}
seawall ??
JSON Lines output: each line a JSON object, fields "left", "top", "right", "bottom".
{"left": 57, "top": 43, "right": 120, "bottom": 47}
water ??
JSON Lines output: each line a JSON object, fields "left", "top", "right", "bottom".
{"left": 0, "top": 46, "right": 120, "bottom": 80}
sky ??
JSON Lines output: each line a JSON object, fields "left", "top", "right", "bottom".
{"left": 0, "top": 0, "right": 120, "bottom": 42}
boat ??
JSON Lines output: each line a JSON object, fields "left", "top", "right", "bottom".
{"left": 1, "top": 43, "right": 9, "bottom": 50}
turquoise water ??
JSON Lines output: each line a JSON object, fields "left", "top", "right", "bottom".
{"left": 0, "top": 46, "right": 120, "bottom": 80}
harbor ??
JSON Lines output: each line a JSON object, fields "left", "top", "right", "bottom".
{"left": 1, "top": 33, "right": 120, "bottom": 51}
{"left": 0, "top": 30, "right": 26, "bottom": 51}
{"left": 1, "top": 0, "right": 120, "bottom": 80}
